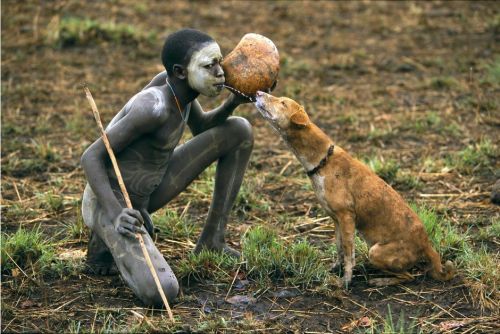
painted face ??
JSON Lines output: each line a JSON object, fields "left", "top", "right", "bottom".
{"left": 187, "top": 42, "right": 225, "bottom": 97}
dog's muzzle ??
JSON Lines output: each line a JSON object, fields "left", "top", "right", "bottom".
{"left": 254, "top": 91, "right": 274, "bottom": 120}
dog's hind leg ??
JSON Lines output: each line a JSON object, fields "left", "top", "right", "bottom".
{"left": 337, "top": 211, "right": 356, "bottom": 286}
{"left": 367, "top": 241, "right": 416, "bottom": 286}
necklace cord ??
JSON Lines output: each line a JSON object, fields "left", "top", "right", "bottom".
{"left": 166, "top": 80, "right": 185, "bottom": 120}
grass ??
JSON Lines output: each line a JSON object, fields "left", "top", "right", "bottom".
{"left": 66, "top": 205, "right": 87, "bottom": 240}
{"left": 2, "top": 202, "right": 37, "bottom": 221}
{"left": 359, "top": 305, "right": 420, "bottom": 334}
{"left": 186, "top": 164, "right": 216, "bottom": 200}
{"left": 46, "top": 16, "right": 156, "bottom": 48}
{"left": 366, "top": 125, "right": 397, "bottom": 142}
{"left": 37, "top": 190, "right": 65, "bottom": 213}
{"left": 285, "top": 239, "right": 331, "bottom": 287}
{"left": 66, "top": 309, "right": 146, "bottom": 334}
{"left": 153, "top": 208, "right": 196, "bottom": 241}
{"left": 66, "top": 112, "right": 96, "bottom": 139}
{"left": 1, "top": 226, "right": 55, "bottom": 273}
{"left": 280, "top": 55, "right": 313, "bottom": 77}
{"left": 404, "top": 111, "right": 463, "bottom": 137}
{"left": 241, "top": 226, "right": 286, "bottom": 284}
{"left": 429, "top": 76, "right": 460, "bottom": 90}
{"left": 235, "top": 172, "right": 270, "bottom": 215}
{"left": 193, "top": 314, "right": 268, "bottom": 333}
{"left": 242, "top": 226, "right": 336, "bottom": 288}
{"left": 457, "top": 245, "right": 499, "bottom": 311}
{"left": 365, "top": 156, "right": 399, "bottom": 183}
{"left": 477, "top": 217, "right": 500, "bottom": 241}
{"left": 185, "top": 164, "right": 270, "bottom": 215}
{"left": 411, "top": 204, "right": 466, "bottom": 258}
{"left": 3, "top": 157, "right": 48, "bottom": 177}
{"left": 446, "top": 138, "right": 497, "bottom": 173}
{"left": 411, "top": 111, "right": 441, "bottom": 133}
{"left": 1, "top": 225, "right": 84, "bottom": 279}
{"left": 176, "top": 249, "right": 239, "bottom": 284}
{"left": 411, "top": 203, "right": 499, "bottom": 311}
{"left": 364, "top": 155, "right": 421, "bottom": 189}
{"left": 481, "top": 57, "right": 500, "bottom": 85}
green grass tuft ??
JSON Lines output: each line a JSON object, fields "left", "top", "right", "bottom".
{"left": 32, "top": 139, "right": 60, "bottom": 162}
{"left": 363, "top": 155, "right": 421, "bottom": 189}
{"left": 365, "top": 156, "right": 400, "bottom": 183}
{"left": 411, "top": 203, "right": 498, "bottom": 311}
{"left": 1, "top": 226, "right": 55, "bottom": 273}
{"left": 411, "top": 111, "right": 441, "bottom": 133}
{"left": 358, "top": 305, "right": 420, "bottom": 334}
{"left": 447, "top": 138, "right": 497, "bottom": 173}
{"left": 153, "top": 209, "right": 196, "bottom": 241}
{"left": 457, "top": 245, "right": 499, "bottom": 310}
{"left": 3, "top": 158, "right": 48, "bottom": 177}
{"left": 410, "top": 204, "right": 466, "bottom": 258}
{"left": 482, "top": 57, "right": 500, "bottom": 85}
{"left": 66, "top": 205, "right": 87, "bottom": 240}
{"left": 242, "top": 226, "right": 286, "bottom": 284}
{"left": 429, "top": 76, "right": 459, "bottom": 90}
{"left": 380, "top": 305, "right": 419, "bottom": 334}
{"left": 242, "top": 226, "right": 337, "bottom": 288}
{"left": 37, "top": 190, "right": 65, "bottom": 213}
{"left": 47, "top": 16, "right": 156, "bottom": 48}
{"left": 477, "top": 217, "right": 500, "bottom": 241}
{"left": 176, "top": 249, "right": 238, "bottom": 283}
{"left": 235, "top": 175, "right": 270, "bottom": 215}
{"left": 285, "top": 240, "right": 331, "bottom": 288}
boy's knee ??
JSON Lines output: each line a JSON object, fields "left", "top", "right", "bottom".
{"left": 225, "top": 116, "right": 254, "bottom": 147}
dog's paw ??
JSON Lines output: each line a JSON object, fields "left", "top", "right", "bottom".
{"left": 342, "top": 274, "right": 353, "bottom": 289}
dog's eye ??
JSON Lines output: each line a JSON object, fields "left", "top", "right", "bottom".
{"left": 281, "top": 101, "right": 286, "bottom": 106}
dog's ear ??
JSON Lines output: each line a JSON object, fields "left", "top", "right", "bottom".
{"left": 290, "top": 110, "right": 309, "bottom": 128}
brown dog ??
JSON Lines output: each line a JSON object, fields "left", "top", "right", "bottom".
{"left": 254, "top": 91, "right": 455, "bottom": 286}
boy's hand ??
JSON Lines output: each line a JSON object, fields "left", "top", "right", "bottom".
{"left": 229, "top": 92, "right": 253, "bottom": 105}
{"left": 113, "top": 208, "right": 146, "bottom": 238}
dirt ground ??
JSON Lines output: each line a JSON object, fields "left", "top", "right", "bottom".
{"left": 1, "top": 1, "right": 499, "bottom": 333}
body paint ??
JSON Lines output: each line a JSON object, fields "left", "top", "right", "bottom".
{"left": 187, "top": 42, "right": 224, "bottom": 97}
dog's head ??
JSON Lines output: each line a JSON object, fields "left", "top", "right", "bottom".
{"left": 254, "top": 91, "right": 310, "bottom": 135}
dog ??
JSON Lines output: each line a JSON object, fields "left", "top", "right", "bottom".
{"left": 254, "top": 91, "right": 455, "bottom": 286}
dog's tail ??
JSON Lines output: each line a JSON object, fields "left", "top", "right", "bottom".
{"left": 424, "top": 243, "right": 455, "bottom": 281}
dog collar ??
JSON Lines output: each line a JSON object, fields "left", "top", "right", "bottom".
{"left": 306, "top": 145, "right": 334, "bottom": 177}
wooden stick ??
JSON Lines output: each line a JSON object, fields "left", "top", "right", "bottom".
{"left": 83, "top": 86, "right": 174, "bottom": 321}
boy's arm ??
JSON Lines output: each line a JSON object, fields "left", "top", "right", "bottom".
{"left": 187, "top": 93, "right": 249, "bottom": 135}
{"left": 81, "top": 94, "right": 166, "bottom": 237}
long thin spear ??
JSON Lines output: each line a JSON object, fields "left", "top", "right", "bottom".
{"left": 83, "top": 85, "right": 174, "bottom": 321}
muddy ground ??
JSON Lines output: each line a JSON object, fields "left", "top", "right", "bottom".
{"left": 1, "top": 1, "right": 499, "bottom": 333}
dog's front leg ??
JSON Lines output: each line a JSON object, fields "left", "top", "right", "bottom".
{"left": 331, "top": 220, "right": 344, "bottom": 272}
{"left": 337, "top": 211, "right": 356, "bottom": 286}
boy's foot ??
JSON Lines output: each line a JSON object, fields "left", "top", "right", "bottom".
{"left": 85, "top": 231, "right": 118, "bottom": 275}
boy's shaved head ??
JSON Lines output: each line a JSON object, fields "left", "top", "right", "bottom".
{"left": 161, "top": 28, "right": 215, "bottom": 75}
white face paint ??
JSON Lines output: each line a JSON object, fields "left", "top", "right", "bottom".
{"left": 187, "top": 42, "right": 224, "bottom": 97}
